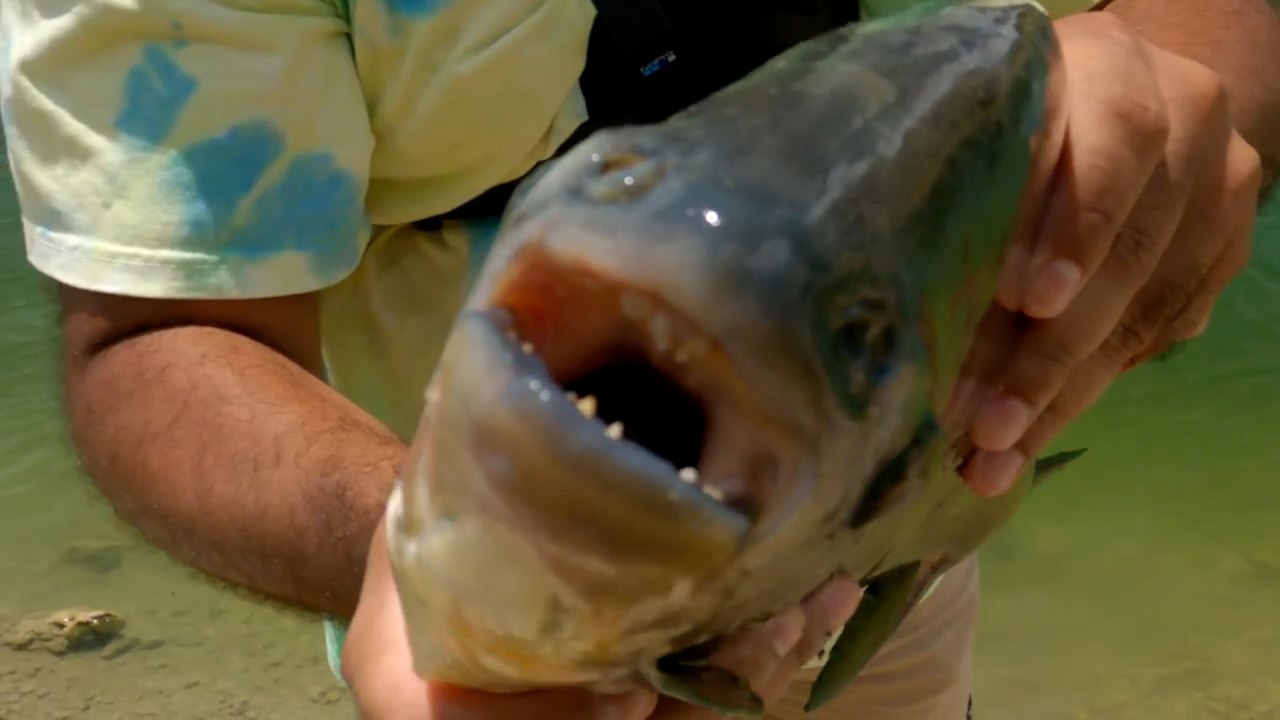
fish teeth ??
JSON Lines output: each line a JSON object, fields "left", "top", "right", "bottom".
{"left": 619, "top": 290, "right": 712, "bottom": 367}
{"left": 677, "top": 466, "right": 727, "bottom": 502}
{"left": 604, "top": 421, "right": 624, "bottom": 440}
{"left": 572, "top": 394, "right": 598, "bottom": 418}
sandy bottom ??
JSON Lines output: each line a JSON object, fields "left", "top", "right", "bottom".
{"left": 0, "top": 528, "right": 354, "bottom": 719}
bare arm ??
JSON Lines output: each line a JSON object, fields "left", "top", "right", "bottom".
{"left": 1105, "top": 0, "right": 1280, "bottom": 185}
{"left": 59, "top": 286, "right": 406, "bottom": 619}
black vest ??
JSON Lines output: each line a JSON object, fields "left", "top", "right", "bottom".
{"left": 414, "top": 0, "right": 863, "bottom": 231}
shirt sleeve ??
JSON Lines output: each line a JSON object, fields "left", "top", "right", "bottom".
{"left": 1, "top": 0, "right": 375, "bottom": 299}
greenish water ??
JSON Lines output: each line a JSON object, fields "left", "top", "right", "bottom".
{"left": 0, "top": 149, "right": 1277, "bottom": 717}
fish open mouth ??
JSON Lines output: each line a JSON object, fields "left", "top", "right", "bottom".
{"left": 475, "top": 246, "right": 783, "bottom": 529}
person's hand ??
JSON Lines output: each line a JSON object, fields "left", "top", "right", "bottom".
{"left": 645, "top": 575, "right": 861, "bottom": 719}
{"left": 956, "top": 10, "right": 1263, "bottom": 495}
{"left": 342, "top": 516, "right": 863, "bottom": 719}
{"left": 341, "top": 516, "right": 653, "bottom": 719}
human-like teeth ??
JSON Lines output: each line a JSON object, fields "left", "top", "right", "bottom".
{"left": 618, "top": 291, "right": 710, "bottom": 366}
{"left": 570, "top": 393, "right": 598, "bottom": 418}
{"left": 565, "top": 393, "right": 623, "bottom": 442}
{"left": 520, "top": 341, "right": 534, "bottom": 354}
{"left": 676, "top": 467, "right": 726, "bottom": 502}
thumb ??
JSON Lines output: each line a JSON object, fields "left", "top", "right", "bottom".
{"left": 428, "top": 683, "right": 659, "bottom": 720}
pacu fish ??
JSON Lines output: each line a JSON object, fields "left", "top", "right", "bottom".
{"left": 385, "top": 1, "right": 1081, "bottom": 715}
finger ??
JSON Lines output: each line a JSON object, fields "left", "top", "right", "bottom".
{"left": 994, "top": 32, "right": 1070, "bottom": 310}
{"left": 754, "top": 576, "right": 863, "bottom": 703}
{"left": 967, "top": 346, "right": 1116, "bottom": 496}
{"left": 1018, "top": 13, "right": 1171, "bottom": 320}
{"left": 966, "top": 47, "right": 1232, "bottom": 466}
{"left": 967, "top": 155, "right": 1184, "bottom": 458}
{"left": 1134, "top": 135, "right": 1261, "bottom": 365}
{"left": 428, "top": 684, "right": 658, "bottom": 720}
{"left": 651, "top": 578, "right": 862, "bottom": 720}
{"left": 646, "top": 609, "right": 806, "bottom": 720}
{"left": 698, "top": 607, "right": 806, "bottom": 701}
{"left": 946, "top": 305, "right": 1019, "bottom": 428}
{"left": 968, "top": 134, "right": 1252, "bottom": 489}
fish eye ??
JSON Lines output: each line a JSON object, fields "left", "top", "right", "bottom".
{"left": 582, "top": 151, "right": 666, "bottom": 203}
{"left": 830, "top": 294, "right": 899, "bottom": 416}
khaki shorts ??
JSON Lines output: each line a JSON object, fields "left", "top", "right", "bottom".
{"left": 770, "top": 555, "right": 980, "bottom": 720}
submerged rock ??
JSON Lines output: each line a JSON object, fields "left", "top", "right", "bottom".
{"left": 3, "top": 609, "right": 126, "bottom": 655}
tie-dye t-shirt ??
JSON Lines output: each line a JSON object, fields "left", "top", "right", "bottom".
{"left": 0, "top": 0, "right": 1098, "bottom": 684}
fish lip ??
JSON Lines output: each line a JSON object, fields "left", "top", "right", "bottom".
{"left": 442, "top": 307, "right": 754, "bottom": 574}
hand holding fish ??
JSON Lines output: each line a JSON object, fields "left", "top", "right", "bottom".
{"left": 960, "top": 7, "right": 1269, "bottom": 496}
{"left": 342, "top": 521, "right": 862, "bottom": 719}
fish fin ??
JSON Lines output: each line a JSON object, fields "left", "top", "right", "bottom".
{"left": 642, "top": 657, "right": 765, "bottom": 718}
{"left": 1031, "top": 448, "right": 1088, "bottom": 487}
{"left": 805, "top": 561, "right": 922, "bottom": 712}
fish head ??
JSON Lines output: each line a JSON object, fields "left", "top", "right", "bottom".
{"left": 387, "top": 0, "right": 1065, "bottom": 696}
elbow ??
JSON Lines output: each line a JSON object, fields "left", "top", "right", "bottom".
{"left": 53, "top": 281, "right": 325, "bottom": 488}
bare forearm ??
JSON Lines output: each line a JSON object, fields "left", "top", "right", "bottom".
{"left": 1105, "top": 0, "right": 1280, "bottom": 182}
{"left": 64, "top": 322, "right": 405, "bottom": 618}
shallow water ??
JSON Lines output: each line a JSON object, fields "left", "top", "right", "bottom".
{"left": 1, "top": 143, "right": 1277, "bottom": 716}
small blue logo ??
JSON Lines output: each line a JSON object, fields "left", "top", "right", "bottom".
{"left": 640, "top": 50, "right": 677, "bottom": 77}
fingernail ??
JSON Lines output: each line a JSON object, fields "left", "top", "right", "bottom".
{"left": 768, "top": 607, "right": 806, "bottom": 657}
{"left": 971, "top": 393, "right": 1031, "bottom": 453}
{"left": 822, "top": 577, "right": 864, "bottom": 629}
{"left": 1025, "top": 258, "right": 1081, "bottom": 319}
{"left": 596, "top": 689, "right": 659, "bottom": 720}
{"left": 967, "top": 449, "right": 1027, "bottom": 496}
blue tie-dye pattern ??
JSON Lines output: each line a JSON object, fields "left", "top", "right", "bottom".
{"left": 171, "top": 119, "right": 365, "bottom": 276}
{"left": 178, "top": 120, "right": 284, "bottom": 238}
{"left": 107, "top": 44, "right": 366, "bottom": 281}
{"left": 114, "top": 45, "right": 197, "bottom": 146}
{"left": 225, "top": 151, "right": 366, "bottom": 274}
{"left": 383, "top": 0, "right": 451, "bottom": 18}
